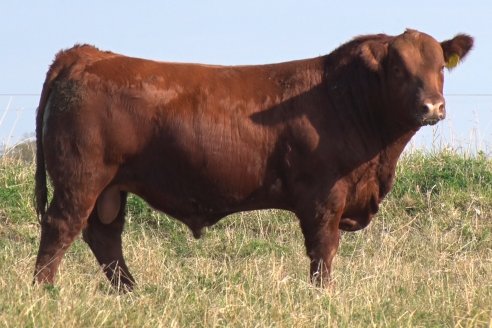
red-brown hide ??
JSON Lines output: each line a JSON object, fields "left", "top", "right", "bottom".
{"left": 34, "top": 29, "right": 473, "bottom": 290}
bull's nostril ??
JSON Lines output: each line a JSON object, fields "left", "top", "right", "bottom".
{"left": 437, "top": 102, "right": 445, "bottom": 119}
{"left": 422, "top": 104, "right": 431, "bottom": 113}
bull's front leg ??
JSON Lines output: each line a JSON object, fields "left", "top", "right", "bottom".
{"left": 296, "top": 200, "right": 344, "bottom": 287}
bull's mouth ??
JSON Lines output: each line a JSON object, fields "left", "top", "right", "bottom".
{"left": 421, "top": 117, "right": 441, "bottom": 126}
{"left": 419, "top": 111, "right": 445, "bottom": 126}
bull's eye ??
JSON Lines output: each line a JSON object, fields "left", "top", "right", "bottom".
{"left": 393, "top": 66, "right": 403, "bottom": 77}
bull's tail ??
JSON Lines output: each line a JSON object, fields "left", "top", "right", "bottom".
{"left": 35, "top": 59, "right": 65, "bottom": 221}
{"left": 35, "top": 84, "right": 50, "bottom": 221}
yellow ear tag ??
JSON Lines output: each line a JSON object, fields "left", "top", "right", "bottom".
{"left": 446, "top": 54, "right": 460, "bottom": 69}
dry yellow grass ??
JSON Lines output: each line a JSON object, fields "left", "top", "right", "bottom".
{"left": 0, "top": 151, "right": 491, "bottom": 327}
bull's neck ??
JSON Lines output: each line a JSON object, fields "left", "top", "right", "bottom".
{"left": 285, "top": 55, "right": 419, "bottom": 164}
{"left": 324, "top": 55, "right": 418, "bottom": 150}
{"left": 321, "top": 56, "right": 420, "bottom": 197}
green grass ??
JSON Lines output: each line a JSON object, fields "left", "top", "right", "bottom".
{"left": 0, "top": 150, "right": 491, "bottom": 327}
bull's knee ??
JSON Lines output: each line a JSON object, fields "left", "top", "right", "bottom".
{"left": 299, "top": 220, "right": 341, "bottom": 288}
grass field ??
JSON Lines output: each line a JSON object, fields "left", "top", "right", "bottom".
{"left": 0, "top": 149, "right": 491, "bottom": 327}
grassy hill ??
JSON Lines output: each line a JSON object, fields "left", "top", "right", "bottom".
{"left": 0, "top": 150, "right": 491, "bottom": 327}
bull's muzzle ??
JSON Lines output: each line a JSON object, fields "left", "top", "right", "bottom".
{"left": 421, "top": 101, "right": 445, "bottom": 126}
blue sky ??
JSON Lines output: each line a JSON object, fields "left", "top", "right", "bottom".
{"left": 1, "top": 0, "right": 490, "bottom": 151}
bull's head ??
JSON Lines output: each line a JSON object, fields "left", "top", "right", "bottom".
{"left": 361, "top": 29, "right": 473, "bottom": 127}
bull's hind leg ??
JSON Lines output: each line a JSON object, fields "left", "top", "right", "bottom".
{"left": 34, "top": 192, "right": 97, "bottom": 285}
{"left": 82, "top": 191, "right": 135, "bottom": 291}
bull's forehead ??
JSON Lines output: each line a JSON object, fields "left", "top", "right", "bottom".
{"left": 391, "top": 30, "right": 444, "bottom": 70}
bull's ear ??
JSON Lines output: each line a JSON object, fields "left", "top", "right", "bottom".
{"left": 360, "top": 41, "right": 388, "bottom": 71}
{"left": 441, "top": 34, "right": 474, "bottom": 70}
